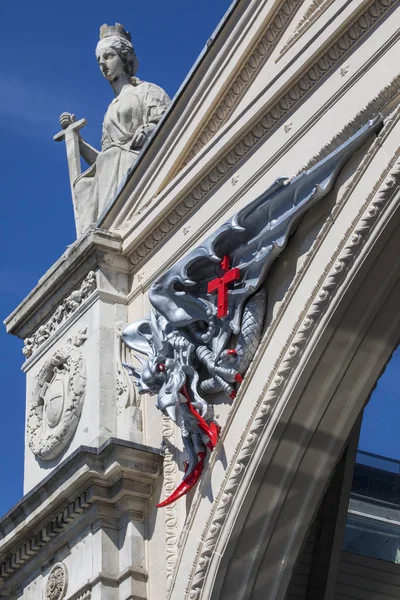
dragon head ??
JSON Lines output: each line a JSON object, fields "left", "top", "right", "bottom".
{"left": 122, "top": 311, "right": 188, "bottom": 421}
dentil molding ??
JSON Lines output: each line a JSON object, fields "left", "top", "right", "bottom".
{"left": 0, "top": 491, "right": 90, "bottom": 585}
{"left": 0, "top": 441, "right": 162, "bottom": 589}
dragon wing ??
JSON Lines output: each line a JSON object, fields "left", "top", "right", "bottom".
{"left": 149, "top": 116, "right": 382, "bottom": 338}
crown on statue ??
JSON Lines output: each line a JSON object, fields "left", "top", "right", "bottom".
{"left": 99, "top": 23, "right": 132, "bottom": 43}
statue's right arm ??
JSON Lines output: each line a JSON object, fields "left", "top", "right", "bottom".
{"left": 78, "top": 137, "right": 99, "bottom": 166}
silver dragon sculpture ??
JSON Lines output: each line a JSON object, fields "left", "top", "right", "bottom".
{"left": 122, "top": 116, "right": 382, "bottom": 507}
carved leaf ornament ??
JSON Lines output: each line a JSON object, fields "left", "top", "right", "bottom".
{"left": 23, "top": 271, "right": 96, "bottom": 359}
{"left": 122, "top": 117, "right": 382, "bottom": 506}
{"left": 27, "top": 331, "right": 87, "bottom": 460}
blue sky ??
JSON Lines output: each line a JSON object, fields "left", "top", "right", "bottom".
{"left": 0, "top": 0, "right": 232, "bottom": 516}
{"left": 358, "top": 346, "right": 400, "bottom": 459}
{"left": 0, "top": 0, "right": 399, "bottom": 519}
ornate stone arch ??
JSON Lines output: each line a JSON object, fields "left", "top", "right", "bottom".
{"left": 207, "top": 212, "right": 400, "bottom": 600}
{"left": 167, "top": 110, "right": 400, "bottom": 600}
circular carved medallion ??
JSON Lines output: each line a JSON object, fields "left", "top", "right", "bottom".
{"left": 27, "top": 335, "right": 87, "bottom": 460}
{"left": 46, "top": 563, "right": 68, "bottom": 600}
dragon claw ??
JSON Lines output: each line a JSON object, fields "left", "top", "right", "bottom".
{"left": 182, "top": 384, "right": 220, "bottom": 448}
{"left": 157, "top": 452, "right": 205, "bottom": 508}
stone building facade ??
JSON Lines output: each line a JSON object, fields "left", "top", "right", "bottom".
{"left": 2, "top": 1, "right": 400, "bottom": 599}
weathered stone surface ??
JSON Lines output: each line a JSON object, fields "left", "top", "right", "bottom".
{"left": 0, "top": 440, "right": 162, "bottom": 599}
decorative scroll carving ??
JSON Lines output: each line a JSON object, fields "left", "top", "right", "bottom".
{"left": 278, "top": 0, "right": 336, "bottom": 59}
{"left": 122, "top": 119, "right": 381, "bottom": 508}
{"left": 27, "top": 329, "right": 87, "bottom": 460}
{"left": 23, "top": 272, "right": 96, "bottom": 358}
{"left": 177, "top": 0, "right": 303, "bottom": 170}
{"left": 184, "top": 114, "right": 400, "bottom": 600}
{"left": 46, "top": 563, "right": 68, "bottom": 600}
{"left": 116, "top": 322, "right": 137, "bottom": 414}
{"left": 127, "top": 0, "right": 396, "bottom": 269}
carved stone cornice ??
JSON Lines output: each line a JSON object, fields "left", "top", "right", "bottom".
{"left": 180, "top": 109, "right": 400, "bottom": 600}
{"left": 4, "top": 228, "right": 122, "bottom": 340}
{"left": 0, "top": 440, "right": 162, "bottom": 591}
{"left": 277, "top": 0, "right": 336, "bottom": 60}
{"left": 177, "top": 0, "right": 303, "bottom": 171}
{"left": 22, "top": 273, "right": 96, "bottom": 358}
{"left": 127, "top": 0, "right": 397, "bottom": 270}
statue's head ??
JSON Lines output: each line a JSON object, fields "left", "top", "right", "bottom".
{"left": 96, "top": 23, "right": 139, "bottom": 82}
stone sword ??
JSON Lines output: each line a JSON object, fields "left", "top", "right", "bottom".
{"left": 54, "top": 112, "right": 87, "bottom": 232}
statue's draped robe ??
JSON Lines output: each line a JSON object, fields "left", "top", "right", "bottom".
{"left": 73, "top": 81, "right": 170, "bottom": 236}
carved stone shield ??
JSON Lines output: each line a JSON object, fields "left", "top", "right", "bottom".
{"left": 27, "top": 330, "right": 87, "bottom": 460}
{"left": 42, "top": 373, "right": 65, "bottom": 429}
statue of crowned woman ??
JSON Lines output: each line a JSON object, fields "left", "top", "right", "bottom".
{"left": 55, "top": 23, "right": 170, "bottom": 237}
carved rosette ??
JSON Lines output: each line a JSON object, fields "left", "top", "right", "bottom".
{"left": 46, "top": 563, "right": 68, "bottom": 600}
{"left": 27, "top": 330, "right": 87, "bottom": 460}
